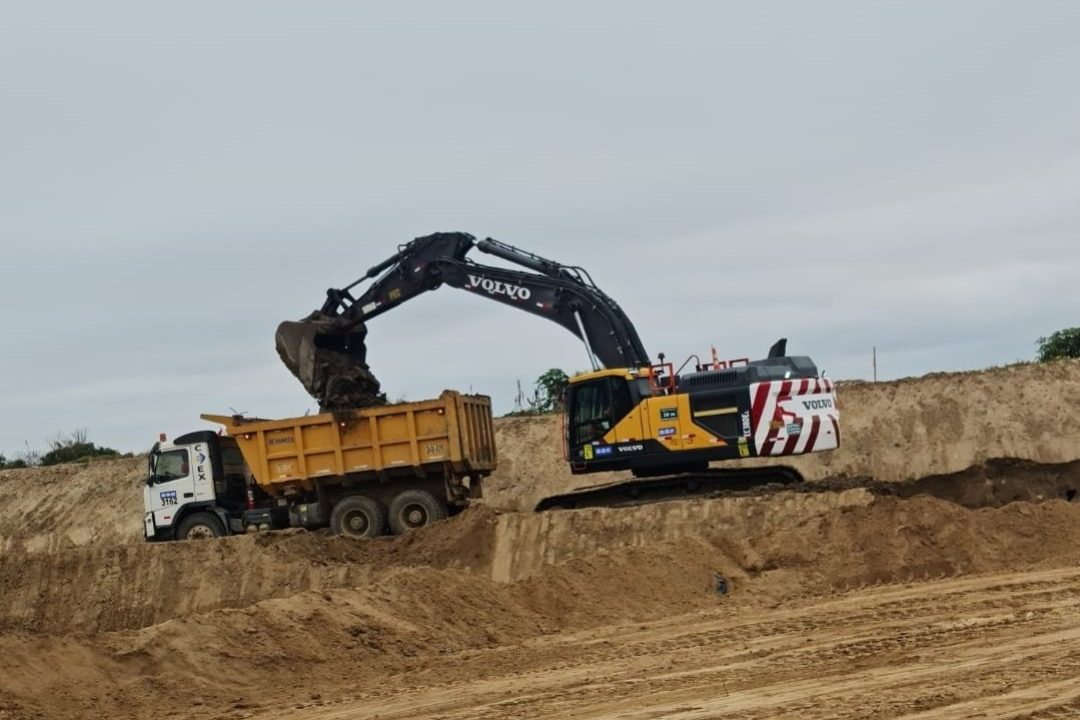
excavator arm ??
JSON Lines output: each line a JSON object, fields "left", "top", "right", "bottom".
{"left": 276, "top": 232, "right": 651, "bottom": 410}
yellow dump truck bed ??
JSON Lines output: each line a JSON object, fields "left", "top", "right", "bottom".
{"left": 202, "top": 390, "right": 496, "bottom": 495}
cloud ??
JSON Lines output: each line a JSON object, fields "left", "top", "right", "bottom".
{"left": 2, "top": 0, "right": 1079, "bottom": 452}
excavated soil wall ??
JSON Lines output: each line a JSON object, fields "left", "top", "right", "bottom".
{"left": 0, "top": 459, "right": 145, "bottom": 554}
{"left": 4, "top": 494, "right": 1080, "bottom": 720}
{"left": 4, "top": 483, "right": 1080, "bottom": 637}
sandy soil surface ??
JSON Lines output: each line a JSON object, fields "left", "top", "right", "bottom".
{"left": 2, "top": 361, "right": 1080, "bottom": 720}
{"left": 263, "top": 565, "right": 1080, "bottom": 720}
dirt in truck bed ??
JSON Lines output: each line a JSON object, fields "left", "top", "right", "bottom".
{"left": 4, "top": 359, "right": 1080, "bottom": 719}
{"left": 275, "top": 312, "right": 386, "bottom": 411}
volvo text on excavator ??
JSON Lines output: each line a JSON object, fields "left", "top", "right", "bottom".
{"left": 275, "top": 232, "right": 840, "bottom": 507}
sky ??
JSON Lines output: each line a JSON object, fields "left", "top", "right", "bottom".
{"left": 2, "top": 0, "right": 1079, "bottom": 455}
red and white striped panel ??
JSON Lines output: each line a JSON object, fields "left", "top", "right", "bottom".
{"left": 748, "top": 377, "right": 840, "bottom": 457}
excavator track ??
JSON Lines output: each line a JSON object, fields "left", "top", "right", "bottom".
{"left": 534, "top": 466, "right": 807, "bottom": 511}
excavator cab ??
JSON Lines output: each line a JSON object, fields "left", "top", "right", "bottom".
{"left": 567, "top": 375, "right": 637, "bottom": 448}
{"left": 564, "top": 371, "right": 657, "bottom": 469}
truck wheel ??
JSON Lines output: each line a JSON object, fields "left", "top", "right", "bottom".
{"left": 176, "top": 512, "right": 225, "bottom": 541}
{"left": 329, "top": 495, "right": 386, "bottom": 539}
{"left": 388, "top": 490, "right": 447, "bottom": 535}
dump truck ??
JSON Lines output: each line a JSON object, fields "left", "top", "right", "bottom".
{"left": 143, "top": 391, "right": 496, "bottom": 541}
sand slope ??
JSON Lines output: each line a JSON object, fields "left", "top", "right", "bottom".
{"left": 2, "top": 361, "right": 1080, "bottom": 720}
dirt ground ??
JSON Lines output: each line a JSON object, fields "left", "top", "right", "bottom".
{"left": 261, "top": 565, "right": 1080, "bottom": 720}
{"left": 2, "top": 360, "right": 1080, "bottom": 720}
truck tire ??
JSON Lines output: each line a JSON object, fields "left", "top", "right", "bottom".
{"left": 387, "top": 489, "right": 447, "bottom": 535}
{"left": 176, "top": 512, "right": 225, "bottom": 541}
{"left": 329, "top": 495, "right": 386, "bottom": 539}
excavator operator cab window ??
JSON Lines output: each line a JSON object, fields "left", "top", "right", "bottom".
{"left": 570, "top": 377, "right": 634, "bottom": 447}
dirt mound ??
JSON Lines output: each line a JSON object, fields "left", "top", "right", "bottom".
{"left": 484, "top": 359, "right": 1080, "bottom": 510}
{"left": 5, "top": 484, "right": 1080, "bottom": 637}
{"left": 892, "top": 457, "right": 1080, "bottom": 507}
{"left": 500, "top": 492, "right": 1080, "bottom": 593}
{"left": 5, "top": 492, "right": 1080, "bottom": 720}
{"left": 782, "top": 359, "right": 1080, "bottom": 483}
{"left": 0, "top": 507, "right": 501, "bottom": 636}
{"left": 0, "top": 458, "right": 145, "bottom": 553}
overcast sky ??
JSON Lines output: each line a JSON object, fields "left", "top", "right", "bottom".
{"left": 2, "top": 1, "right": 1079, "bottom": 455}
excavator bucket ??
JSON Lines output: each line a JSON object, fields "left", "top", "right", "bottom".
{"left": 275, "top": 312, "right": 385, "bottom": 411}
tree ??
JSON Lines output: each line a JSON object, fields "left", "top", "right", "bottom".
{"left": 528, "top": 368, "right": 570, "bottom": 413}
{"left": 1036, "top": 328, "right": 1080, "bottom": 362}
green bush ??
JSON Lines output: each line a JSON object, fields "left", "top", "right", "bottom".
{"left": 0, "top": 454, "right": 27, "bottom": 470}
{"left": 38, "top": 430, "right": 120, "bottom": 466}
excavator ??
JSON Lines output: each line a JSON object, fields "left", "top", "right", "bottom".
{"left": 275, "top": 232, "right": 840, "bottom": 509}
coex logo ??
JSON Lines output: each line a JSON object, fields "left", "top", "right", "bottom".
{"left": 467, "top": 274, "right": 532, "bottom": 301}
{"left": 195, "top": 444, "right": 208, "bottom": 483}
{"left": 802, "top": 399, "right": 834, "bottom": 410}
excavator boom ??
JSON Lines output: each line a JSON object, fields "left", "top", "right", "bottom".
{"left": 276, "top": 232, "right": 650, "bottom": 410}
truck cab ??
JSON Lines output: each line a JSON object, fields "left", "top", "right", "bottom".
{"left": 144, "top": 431, "right": 252, "bottom": 541}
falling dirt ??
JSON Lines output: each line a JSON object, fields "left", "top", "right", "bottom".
{"left": 4, "top": 360, "right": 1080, "bottom": 719}
{"left": 275, "top": 312, "right": 385, "bottom": 411}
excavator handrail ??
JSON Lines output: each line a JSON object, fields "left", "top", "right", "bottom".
{"left": 646, "top": 362, "right": 676, "bottom": 395}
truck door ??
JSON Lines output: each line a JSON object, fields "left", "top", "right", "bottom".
{"left": 147, "top": 448, "right": 196, "bottom": 529}
{"left": 215, "top": 441, "right": 251, "bottom": 513}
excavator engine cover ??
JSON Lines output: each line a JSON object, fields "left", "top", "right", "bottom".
{"left": 275, "top": 312, "right": 385, "bottom": 411}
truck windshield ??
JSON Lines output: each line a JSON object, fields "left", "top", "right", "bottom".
{"left": 154, "top": 449, "right": 189, "bottom": 482}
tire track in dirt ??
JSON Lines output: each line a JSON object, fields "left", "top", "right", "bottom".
{"left": 259, "top": 567, "right": 1080, "bottom": 720}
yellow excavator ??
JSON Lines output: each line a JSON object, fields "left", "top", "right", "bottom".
{"left": 276, "top": 232, "right": 840, "bottom": 509}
